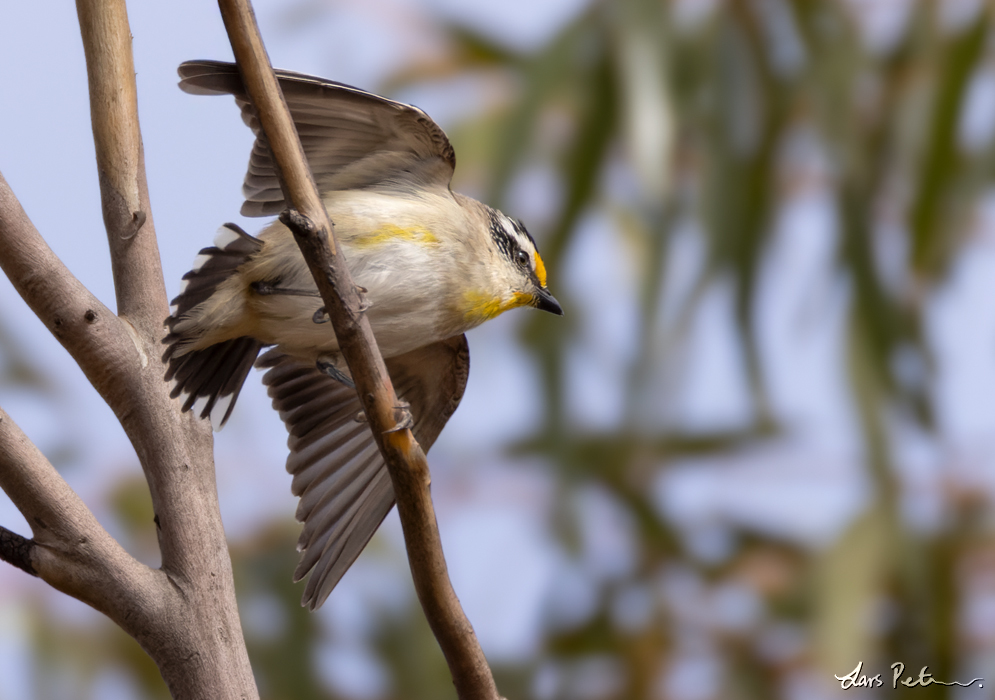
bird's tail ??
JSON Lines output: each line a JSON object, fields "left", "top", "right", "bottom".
{"left": 163, "top": 223, "right": 264, "bottom": 430}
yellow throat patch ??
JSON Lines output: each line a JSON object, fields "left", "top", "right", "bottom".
{"left": 462, "top": 290, "right": 532, "bottom": 324}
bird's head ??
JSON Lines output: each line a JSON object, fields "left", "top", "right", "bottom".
{"left": 460, "top": 207, "right": 562, "bottom": 325}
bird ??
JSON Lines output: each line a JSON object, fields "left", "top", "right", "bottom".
{"left": 162, "top": 60, "right": 562, "bottom": 610}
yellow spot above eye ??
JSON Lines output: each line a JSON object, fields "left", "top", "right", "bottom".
{"left": 355, "top": 224, "right": 438, "bottom": 247}
{"left": 534, "top": 251, "right": 547, "bottom": 287}
{"left": 462, "top": 291, "right": 532, "bottom": 324}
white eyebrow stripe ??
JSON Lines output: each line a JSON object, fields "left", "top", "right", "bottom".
{"left": 501, "top": 215, "right": 534, "bottom": 252}
{"left": 501, "top": 216, "right": 518, "bottom": 244}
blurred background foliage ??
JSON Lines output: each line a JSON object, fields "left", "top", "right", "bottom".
{"left": 5, "top": 0, "right": 995, "bottom": 698}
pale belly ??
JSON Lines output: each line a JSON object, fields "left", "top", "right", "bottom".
{"left": 249, "top": 293, "right": 451, "bottom": 362}
{"left": 245, "top": 242, "right": 468, "bottom": 363}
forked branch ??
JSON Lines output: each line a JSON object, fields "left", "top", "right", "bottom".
{"left": 0, "top": 1, "right": 257, "bottom": 697}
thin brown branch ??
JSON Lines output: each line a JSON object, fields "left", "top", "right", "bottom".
{"left": 217, "top": 1, "right": 502, "bottom": 698}
{"left": 0, "top": 527, "right": 35, "bottom": 577}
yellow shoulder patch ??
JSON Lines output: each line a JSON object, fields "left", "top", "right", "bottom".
{"left": 355, "top": 224, "right": 438, "bottom": 247}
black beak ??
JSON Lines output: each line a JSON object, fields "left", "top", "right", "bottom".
{"left": 534, "top": 287, "right": 563, "bottom": 316}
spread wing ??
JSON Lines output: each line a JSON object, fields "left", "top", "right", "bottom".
{"left": 178, "top": 60, "right": 456, "bottom": 217}
{"left": 258, "top": 335, "right": 469, "bottom": 609}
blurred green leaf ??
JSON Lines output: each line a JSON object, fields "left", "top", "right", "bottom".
{"left": 910, "top": 15, "right": 987, "bottom": 278}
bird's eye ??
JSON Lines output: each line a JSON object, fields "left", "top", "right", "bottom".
{"left": 515, "top": 249, "right": 530, "bottom": 268}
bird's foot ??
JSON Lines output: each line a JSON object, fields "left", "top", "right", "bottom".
{"left": 384, "top": 401, "right": 414, "bottom": 433}
{"left": 355, "top": 286, "right": 371, "bottom": 314}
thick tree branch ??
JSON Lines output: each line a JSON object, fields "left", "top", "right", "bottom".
{"left": 75, "top": 0, "right": 216, "bottom": 589}
{"left": 72, "top": 1, "right": 257, "bottom": 696}
{"left": 0, "top": 2, "right": 259, "bottom": 697}
{"left": 77, "top": 0, "right": 167, "bottom": 336}
{"left": 0, "top": 172, "right": 143, "bottom": 419}
{"left": 0, "top": 178, "right": 254, "bottom": 693}
{"left": 217, "top": 2, "right": 502, "bottom": 698}
{"left": 0, "top": 406, "right": 162, "bottom": 621}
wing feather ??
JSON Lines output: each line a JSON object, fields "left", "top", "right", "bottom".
{"left": 259, "top": 334, "right": 469, "bottom": 609}
{"left": 178, "top": 60, "right": 456, "bottom": 217}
